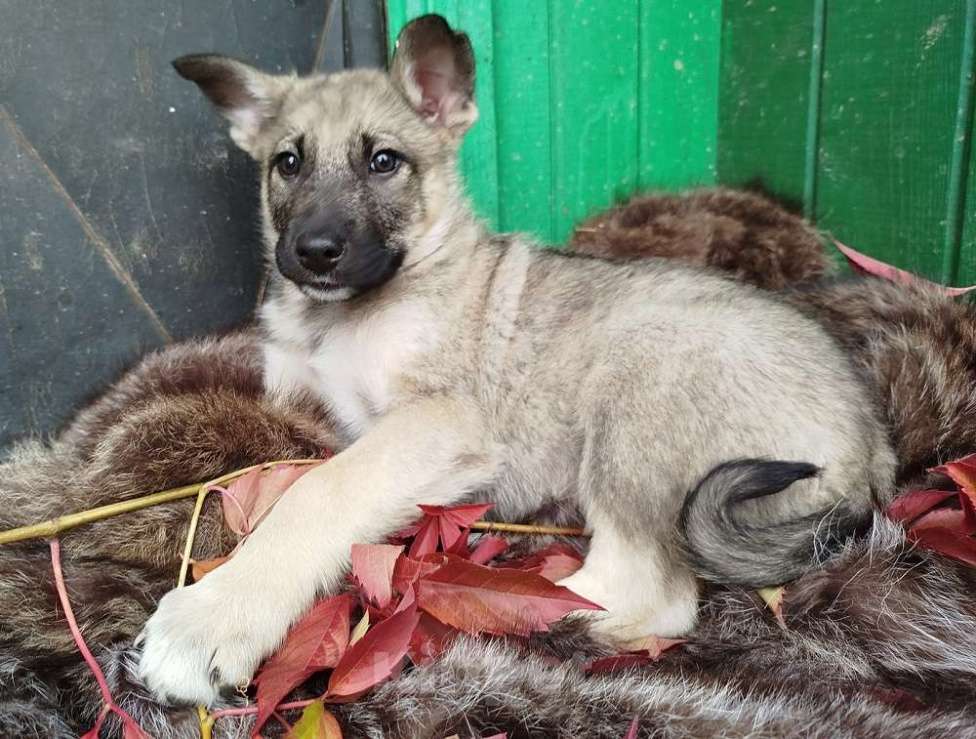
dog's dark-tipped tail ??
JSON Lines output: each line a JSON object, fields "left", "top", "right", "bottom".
{"left": 680, "top": 459, "right": 870, "bottom": 587}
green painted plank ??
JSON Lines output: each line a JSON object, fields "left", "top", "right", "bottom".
{"left": 815, "top": 1, "right": 968, "bottom": 282}
{"left": 548, "top": 0, "right": 640, "bottom": 242}
{"left": 491, "top": 1, "right": 554, "bottom": 239}
{"left": 637, "top": 0, "right": 721, "bottom": 190}
{"left": 717, "top": 1, "right": 817, "bottom": 203}
{"left": 948, "top": 0, "right": 976, "bottom": 285}
{"left": 961, "top": 103, "right": 976, "bottom": 285}
{"left": 457, "top": 0, "right": 500, "bottom": 227}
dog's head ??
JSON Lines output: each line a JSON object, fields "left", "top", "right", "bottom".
{"left": 174, "top": 14, "right": 477, "bottom": 302}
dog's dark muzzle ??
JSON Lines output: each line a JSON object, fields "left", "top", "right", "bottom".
{"left": 274, "top": 214, "right": 404, "bottom": 298}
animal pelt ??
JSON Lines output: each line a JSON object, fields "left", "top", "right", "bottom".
{"left": 572, "top": 188, "right": 976, "bottom": 487}
{"left": 3, "top": 191, "right": 976, "bottom": 737}
{"left": 569, "top": 187, "right": 830, "bottom": 290}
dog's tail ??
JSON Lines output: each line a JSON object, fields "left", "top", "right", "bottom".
{"left": 679, "top": 459, "right": 870, "bottom": 587}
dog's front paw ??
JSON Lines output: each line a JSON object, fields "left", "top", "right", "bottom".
{"left": 136, "top": 573, "right": 287, "bottom": 706}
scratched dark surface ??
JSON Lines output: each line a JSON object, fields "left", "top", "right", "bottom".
{"left": 0, "top": 0, "right": 386, "bottom": 448}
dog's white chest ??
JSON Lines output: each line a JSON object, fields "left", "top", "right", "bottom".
{"left": 263, "top": 298, "right": 437, "bottom": 439}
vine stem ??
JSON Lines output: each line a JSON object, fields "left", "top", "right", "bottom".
{"left": 0, "top": 459, "right": 325, "bottom": 546}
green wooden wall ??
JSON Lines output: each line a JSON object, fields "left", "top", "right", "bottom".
{"left": 387, "top": 1, "right": 976, "bottom": 284}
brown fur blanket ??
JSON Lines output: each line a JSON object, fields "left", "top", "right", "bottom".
{"left": 2, "top": 188, "right": 976, "bottom": 737}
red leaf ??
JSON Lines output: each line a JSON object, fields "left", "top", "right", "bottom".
{"left": 911, "top": 506, "right": 976, "bottom": 535}
{"left": 886, "top": 489, "right": 958, "bottom": 526}
{"left": 408, "top": 612, "right": 460, "bottom": 665}
{"left": 253, "top": 594, "right": 353, "bottom": 732}
{"left": 584, "top": 652, "right": 655, "bottom": 675}
{"left": 501, "top": 542, "right": 584, "bottom": 582}
{"left": 191, "top": 555, "right": 231, "bottom": 582}
{"left": 622, "top": 635, "right": 687, "bottom": 659}
{"left": 469, "top": 535, "right": 508, "bottom": 565}
{"left": 909, "top": 526, "right": 976, "bottom": 567}
{"left": 416, "top": 503, "right": 494, "bottom": 551}
{"left": 932, "top": 456, "right": 976, "bottom": 506}
{"left": 121, "top": 717, "right": 152, "bottom": 739}
{"left": 219, "top": 463, "right": 323, "bottom": 536}
{"left": 834, "top": 240, "right": 976, "bottom": 296}
{"left": 415, "top": 559, "right": 601, "bottom": 637}
{"left": 351, "top": 544, "right": 403, "bottom": 609}
{"left": 326, "top": 598, "right": 421, "bottom": 701}
{"left": 407, "top": 517, "right": 439, "bottom": 558}
{"left": 392, "top": 555, "right": 443, "bottom": 594}
{"left": 79, "top": 707, "right": 109, "bottom": 739}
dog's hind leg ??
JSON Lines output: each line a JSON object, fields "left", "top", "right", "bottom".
{"left": 558, "top": 508, "right": 700, "bottom": 641}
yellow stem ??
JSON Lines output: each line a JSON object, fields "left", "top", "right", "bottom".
{"left": 470, "top": 521, "right": 588, "bottom": 537}
{"left": 0, "top": 459, "right": 324, "bottom": 546}
{"left": 197, "top": 705, "right": 214, "bottom": 739}
{"left": 178, "top": 485, "right": 215, "bottom": 588}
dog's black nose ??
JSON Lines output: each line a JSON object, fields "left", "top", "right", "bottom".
{"left": 295, "top": 234, "right": 345, "bottom": 274}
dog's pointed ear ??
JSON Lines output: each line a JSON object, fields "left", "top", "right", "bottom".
{"left": 172, "top": 54, "right": 289, "bottom": 153}
{"left": 390, "top": 14, "right": 477, "bottom": 136}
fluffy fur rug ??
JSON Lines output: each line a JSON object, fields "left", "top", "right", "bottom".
{"left": 2, "top": 188, "right": 976, "bottom": 738}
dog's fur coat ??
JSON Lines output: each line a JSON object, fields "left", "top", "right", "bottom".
{"left": 4, "top": 21, "right": 976, "bottom": 739}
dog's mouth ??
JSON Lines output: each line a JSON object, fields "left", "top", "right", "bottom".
{"left": 297, "top": 282, "right": 355, "bottom": 302}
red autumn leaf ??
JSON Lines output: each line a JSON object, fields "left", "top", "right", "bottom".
{"left": 122, "top": 718, "right": 152, "bottom": 739}
{"left": 585, "top": 652, "right": 655, "bottom": 675}
{"left": 351, "top": 544, "right": 403, "bottom": 609}
{"left": 468, "top": 535, "right": 509, "bottom": 565}
{"left": 406, "top": 517, "right": 440, "bottom": 558}
{"left": 80, "top": 707, "right": 109, "bottom": 739}
{"left": 392, "top": 555, "right": 444, "bottom": 594}
{"left": 932, "top": 456, "right": 976, "bottom": 507}
{"left": 191, "top": 555, "right": 231, "bottom": 582}
{"left": 622, "top": 635, "right": 687, "bottom": 659}
{"left": 417, "top": 502, "right": 494, "bottom": 550}
{"left": 253, "top": 594, "right": 353, "bottom": 731}
{"left": 218, "top": 463, "right": 323, "bottom": 536}
{"left": 408, "top": 612, "right": 460, "bottom": 665}
{"left": 445, "top": 527, "right": 474, "bottom": 557}
{"left": 326, "top": 597, "right": 421, "bottom": 701}
{"left": 623, "top": 717, "right": 640, "bottom": 739}
{"left": 834, "top": 240, "right": 976, "bottom": 297}
{"left": 911, "top": 506, "right": 976, "bottom": 535}
{"left": 415, "top": 558, "right": 602, "bottom": 637}
{"left": 501, "top": 542, "right": 584, "bottom": 582}
{"left": 909, "top": 526, "right": 976, "bottom": 567}
{"left": 886, "top": 489, "right": 958, "bottom": 526}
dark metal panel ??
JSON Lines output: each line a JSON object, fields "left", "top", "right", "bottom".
{"left": 0, "top": 0, "right": 387, "bottom": 447}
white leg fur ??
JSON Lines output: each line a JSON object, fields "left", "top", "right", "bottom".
{"left": 558, "top": 510, "right": 700, "bottom": 641}
{"left": 137, "top": 399, "right": 495, "bottom": 705}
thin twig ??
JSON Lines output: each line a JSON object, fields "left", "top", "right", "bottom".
{"left": 178, "top": 484, "right": 216, "bottom": 588}
{"left": 471, "top": 521, "right": 588, "bottom": 537}
{"left": 0, "top": 459, "right": 324, "bottom": 546}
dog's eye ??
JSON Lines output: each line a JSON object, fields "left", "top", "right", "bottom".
{"left": 369, "top": 149, "right": 401, "bottom": 175}
{"left": 275, "top": 151, "right": 301, "bottom": 179}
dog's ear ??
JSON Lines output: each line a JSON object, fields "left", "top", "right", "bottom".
{"left": 390, "top": 14, "right": 477, "bottom": 136}
{"left": 172, "top": 54, "right": 289, "bottom": 154}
